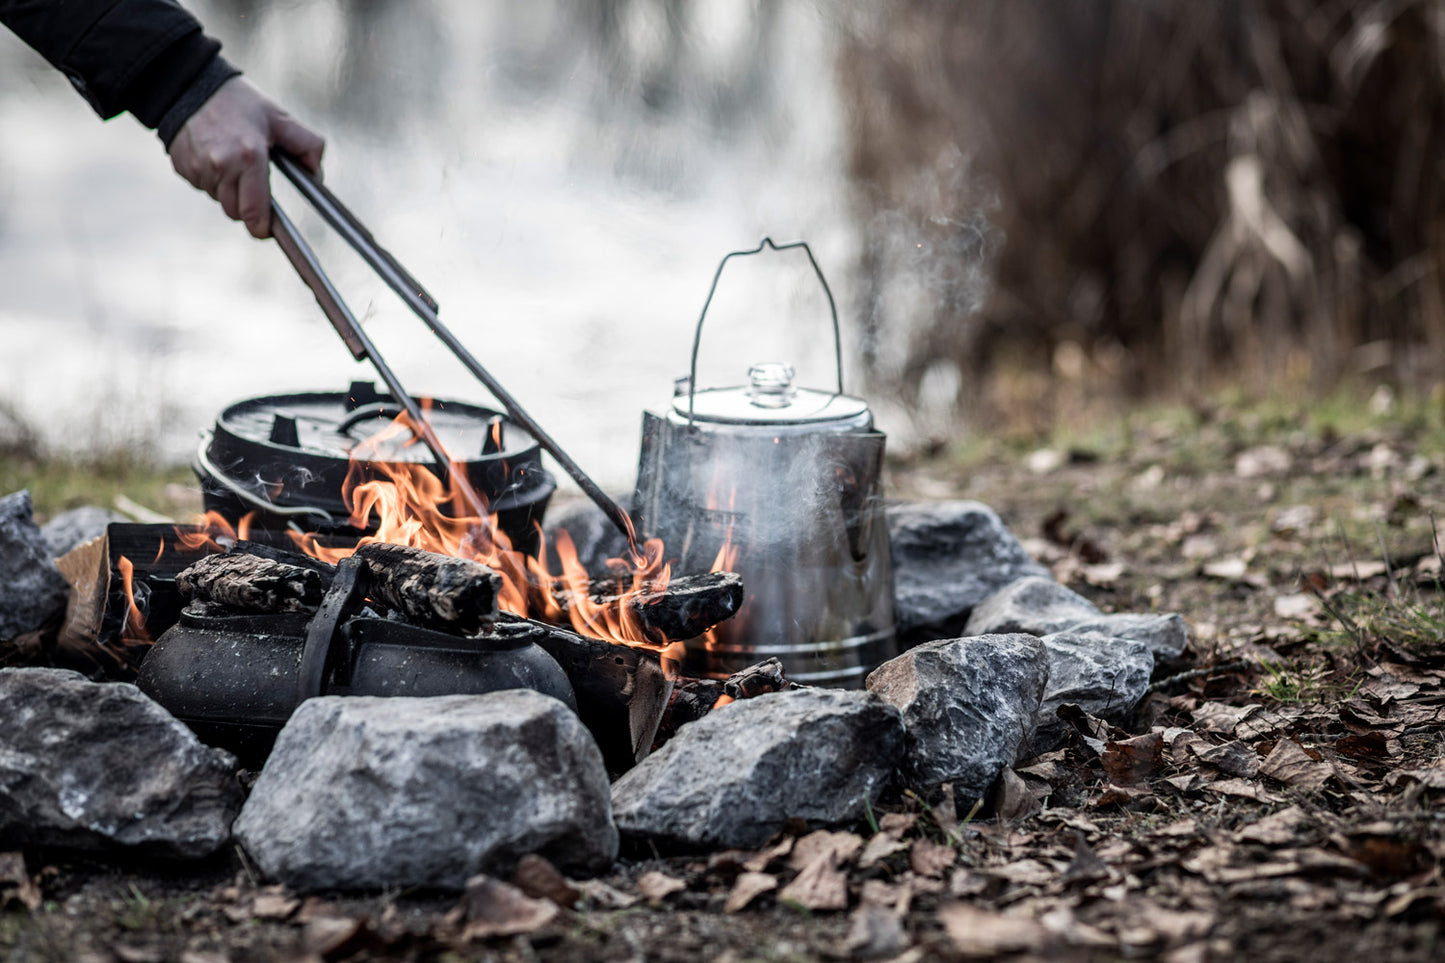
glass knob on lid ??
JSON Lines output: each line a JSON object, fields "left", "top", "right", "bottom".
{"left": 747, "top": 362, "right": 796, "bottom": 408}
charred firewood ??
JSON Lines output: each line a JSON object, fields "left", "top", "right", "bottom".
{"left": 176, "top": 552, "right": 325, "bottom": 614}
{"left": 86, "top": 523, "right": 361, "bottom": 660}
{"left": 494, "top": 613, "right": 672, "bottom": 775}
{"left": 559, "top": 571, "right": 745, "bottom": 643}
{"left": 723, "top": 657, "right": 790, "bottom": 700}
{"left": 230, "top": 540, "right": 337, "bottom": 580}
{"left": 653, "top": 659, "right": 793, "bottom": 749}
{"left": 652, "top": 677, "right": 725, "bottom": 747}
{"left": 353, "top": 542, "right": 501, "bottom": 636}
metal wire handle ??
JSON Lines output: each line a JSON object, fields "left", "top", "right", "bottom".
{"left": 685, "top": 237, "right": 844, "bottom": 429}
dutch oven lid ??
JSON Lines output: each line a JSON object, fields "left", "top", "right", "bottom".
{"left": 675, "top": 362, "right": 871, "bottom": 427}
{"left": 216, "top": 382, "right": 531, "bottom": 462}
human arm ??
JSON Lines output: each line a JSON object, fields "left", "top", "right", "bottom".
{"left": 0, "top": 0, "right": 324, "bottom": 237}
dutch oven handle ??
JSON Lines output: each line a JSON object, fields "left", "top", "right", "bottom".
{"left": 685, "top": 237, "right": 844, "bottom": 429}
{"left": 296, "top": 555, "right": 368, "bottom": 704}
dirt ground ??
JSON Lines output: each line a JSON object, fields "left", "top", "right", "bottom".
{"left": 4, "top": 392, "right": 1445, "bottom": 962}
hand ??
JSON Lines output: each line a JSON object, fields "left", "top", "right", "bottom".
{"left": 168, "top": 77, "right": 325, "bottom": 239}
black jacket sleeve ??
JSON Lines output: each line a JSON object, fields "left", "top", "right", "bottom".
{"left": 0, "top": 0, "right": 240, "bottom": 145}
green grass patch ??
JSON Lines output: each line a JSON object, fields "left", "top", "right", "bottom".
{"left": 1, "top": 453, "right": 197, "bottom": 523}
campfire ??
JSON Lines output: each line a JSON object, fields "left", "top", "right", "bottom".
{"left": 78, "top": 396, "right": 750, "bottom": 772}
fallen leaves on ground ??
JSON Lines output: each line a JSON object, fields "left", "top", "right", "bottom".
{"left": 449, "top": 874, "right": 559, "bottom": 941}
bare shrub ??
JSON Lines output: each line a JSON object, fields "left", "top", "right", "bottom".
{"left": 837, "top": 0, "right": 1445, "bottom": 430}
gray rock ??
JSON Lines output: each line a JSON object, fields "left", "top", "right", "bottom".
{"left": 234, "top": 690, "right": 618, "bottom": 891}
{"left": 0, "top": 491, "right": 70, "bottom": 641}
{"left": 865, "top": 634, "right": 1049, "bottom": 805}
{"left": 611, "top": 688, "right": 904, "bottom": 851}
{"left": 0, "top": 668, "right": 241, "bottom": 858}
{"left": 1037, "top": 632, "right": 1153, "bottom": 747}
{"left": 541, "top": 494, "right": 635, "bottom": 579}
{"left": 887, "top": 501, "right": 1051, "bottom": 647}
{"left": 965, "top": 576, "right": 1188, "bottom": 660}
{"left": 41, "top": 505, "right": 125, "bottom": 558}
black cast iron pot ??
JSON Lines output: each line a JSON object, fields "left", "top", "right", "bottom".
{"left": 194, "top": 382, "right": 555, "bottom": 555}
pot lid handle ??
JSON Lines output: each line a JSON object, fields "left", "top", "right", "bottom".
{"left": 685, "top": 237, "right": 844, "bottom": 429}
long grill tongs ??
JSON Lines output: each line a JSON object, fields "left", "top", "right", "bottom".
{"left": 267, "top": 149, "right": 639, "bottom": 555}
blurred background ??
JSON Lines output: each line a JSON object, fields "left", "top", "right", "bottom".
{"left": 2, "top": 0, "right": 1442, "bottom": 490}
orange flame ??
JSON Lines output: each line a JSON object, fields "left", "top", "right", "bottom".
{"left": 116, "top": 409, "right": 690, "bottom": 653}
{"left": 283, "top": 409, "right": 672, "bottom": 648}
{"left": 115, "top": 555, "right": 152, "bottom": 645}
{"left": 701, "top": 486, "right": 741, "bottom": 653}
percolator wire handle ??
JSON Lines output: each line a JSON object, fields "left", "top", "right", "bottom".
{"left": 686, "top": 237, "right": 844, "bottom": 429}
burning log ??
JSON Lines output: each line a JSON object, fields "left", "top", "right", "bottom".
{"left": 353, "top": 542, "right": 501, "bottom": 636}
{"left": 176, "top": 552, "right": 325, "bottom": 614}
{"left": 560, "top": 571, "right": 745, "bottom": 644}
{"left": 230, "top": 540, "right": 338, "bottom": 580}
{"left": 495, "top": 614, "right": 672, "bottom": 774}
{"left": 77, "top": 524, "right": 360, "bottom": 665}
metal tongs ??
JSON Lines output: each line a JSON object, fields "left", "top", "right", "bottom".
{"left": 266, "top": 150, "right": 639, "bottom": 555}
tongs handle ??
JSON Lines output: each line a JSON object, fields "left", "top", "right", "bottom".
{"left": 269, "top": 198, "right": 456, "bottom": 484}
{"left": 268, "top": 150, "right": 641, "bottom": 556}
{"left": 270, "top": 203, "right": 368, "bottom": 361}
{"left": 272, "top": 151, "right": 439, "bottom": 315}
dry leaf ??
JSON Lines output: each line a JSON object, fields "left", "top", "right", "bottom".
{"left": 1092, "top": 783, "right": 1152, "bottom": 808}
{"left": 1202, "top": 557, "right": 1249, "bottom": 580}
{"left": 179, "top": 952, "right": 231, "bottom": 963}
{"left": 929, "top": 788, "right": 960, "bottom": 838}
{"left": 948, "top": 868, "right": 990, "bottom": 898}
{"left": 512, "top": 853, "right": 581, "bottom": 908}
{"left": 1061, "top": 835, "right": 1113, "bottom": 884}
{"left": 909, "top": 838, "right": 956, "bottom": 878}
{"left": 992, "top": 768, "right": 1042, "bottom": 820}
{"left": 1326, "top": 559, "right": 1390, "bottom": 581}
{"left": 1205, "top": 777, "right": 1285, "bottom": 803}
{"left": 858, "top": 832, "right": 911, "bottom": 869}
{"left": 788, "top": 830, "right": 864, "bottom": 872}
{"left": 576, "top": 879, "right": 638, "bottom": 910}
{"left": 879, "top": 812, "right": 918, "bottom": 834}
{"left": 1236, "top": 445, "right": 1291, "bottom": 477}
{"left": 1385, "top": 765, "right": 1445, "bottom": 790}
{"left": 986, "top": 858, "right": 1056, "bottom": 886}
{"left": 779, "top": 853, "right": 849, "bottom": 911}
{"left": 1082, "top": 561, "right": 1126, "bottom": 586}
{"left": 1235, "top": 806, "right": 1308, "bottom": 846}
{"left": 455, "top": 875, "right": 559, "bottom": 940}
{"left": 1102, "top": 731, "right": 1165, "bottom": 785}
{"left": 1259, "top": 739, "right": 1332, "bottom": 789}
{"left": 0, "top": 852, "right": 40, "bottom": 912}
{"left": 1274, "top": 593, "right": 1322, "bottom": 620}
{"left": 1133, "top": 899, "right": 1217, "bottom": 945}
{"left": 1343, "top": 833, "right": 1431, "bottom": 877}
{"left": 1190, "top": 739, "right": 1261, "bottom": 778}
{"left": 302, "top": 915, "right": 371, "bottom": 958}
{"left": 636, "top": 870, "right": 687, "bottom": 904}
{"left": 938, "top": 903, "right": 1049, "bottom": 957}
{"left": 1037, "top": 904, "right": 1116, "bottom": 947}
{"left": 724, "top": 872, "right": 777, "bottom": 913}
{"left": 845, "top": 902, "right": 909, "bottom": 959}
{"left": 1191, "top": 701, "right": 1259, "bottom": 735}
{"left": 859, "top": 878, "right": 912, "bottom": 911}
{"left": 742, "top": 836, "right": 795, "bottom": 873}
{"left": 251, "top": 893, "right": 299, "bottom": 921}
{"left": 1360, "top": 674, "right": 1422, "bottom": 706}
